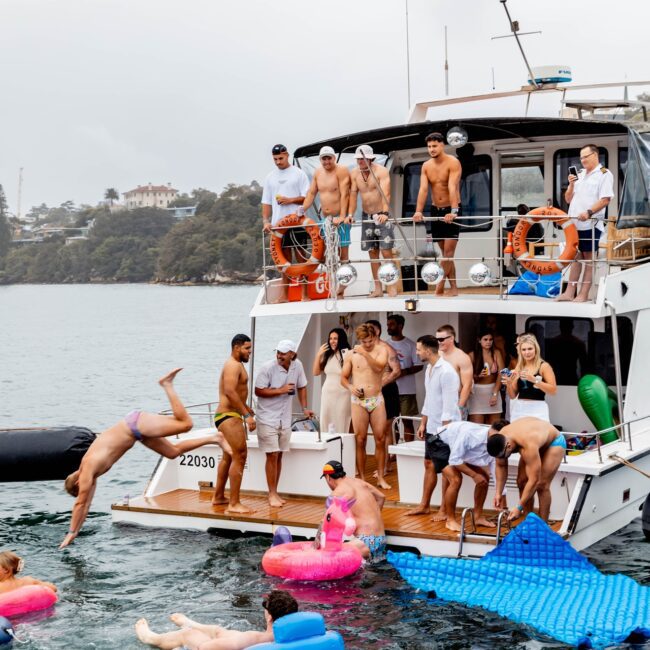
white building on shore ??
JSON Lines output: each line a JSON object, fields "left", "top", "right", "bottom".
{"left": 123, "top": 183, "right": 178, "bottom": 209}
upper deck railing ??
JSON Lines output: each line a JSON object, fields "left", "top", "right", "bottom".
{"left": 260, "top": 214, "right": 650, "bottom": 306}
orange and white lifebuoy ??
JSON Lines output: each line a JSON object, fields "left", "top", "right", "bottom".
{"left": 269, "top": 213, "right": 325, "bottom": 278}
{"left": 512, "top": 207, "right": 578, "bottom": 275}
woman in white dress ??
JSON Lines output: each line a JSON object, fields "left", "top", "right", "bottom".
{"left": 312, "top": 328, "right": 351, "bottom": 433}
{"left": 506, "top": 334, "right": 557, "bottom": 422}
{"left": 468, "top": 329, "right": 505, "bottom": 424}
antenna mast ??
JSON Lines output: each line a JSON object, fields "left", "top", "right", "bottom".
{"left": 17, "top": 167, "right": 23, "bottom": 220}
{"left": 405, "top": 0, "right": 412, "bottom": 110}
{"left": 444, "top": 25, "right": 449, "bottom": 96}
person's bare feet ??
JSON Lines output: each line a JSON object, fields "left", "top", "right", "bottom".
{"left": 159, "top": 368, "right": 183, "bottom": 386}
{"left": 445, "top": 520, "right": 462, "bottom": 532}
{"left": 573, "top": 294, "right": 589, "bottom": 303}
{"left": 211, "top": 495, "right": 228, "bottom": 506}
{"left": 368, "top": 289, "right": 383, "bottom": 298}
{"left": 225, "top": 503, "right": 254, "bottom": 514}
{"left": 406, "top": 506, "right": 430, "bottom": 516}
{"left": 269, "top": 495, "right": 284, "bottom": 508}
{"left": 337, "top": 287, "right": 345, "bottom": 298}
{"left": 432, "top": 510, "right": 448, "bottom": 522}
{"left": 212, "top": 431, "right": 232, "bottom": 456}
{"left": 475, "top": 517, "right": 496, "bottom": 528}
{"left": 435, "top": 286, "right": 445, "bottom": 296}
{"left": 135, "top": 619, "right": 156, "bottom": 645}
{"left": 377, "top": 478, "right": 391, "bottom": 490}
{"left": 170, "top": 613, "right": 190, "bottom": 627}
{"left": 446, "top": 287, "right": 459, "bottom": 296}
{"left": 556, "top": 292, "right": 574, "bottom": 302}
{"left": 387, "top": 287, "right": 398, "bottom": 298}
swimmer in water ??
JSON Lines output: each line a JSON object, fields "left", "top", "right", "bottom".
{"left": 60, "top": 369, "right": 232, "bottom": 549}
{"left": 0, "top": 551, "right": 57, "bottom": 594}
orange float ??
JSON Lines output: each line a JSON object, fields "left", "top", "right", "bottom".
{"left": 269, "top": 213, "right": 325, "bottom": 278}
{"left": 512, "top": 207, "right": 578, "bottom": 275}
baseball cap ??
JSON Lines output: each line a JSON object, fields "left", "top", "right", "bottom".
{"left": 354, "top": 144, "right": 375, "bottom": 159}
{"left": 319, "top": 145, "right": 336, "bottom": 159}
{"left": 321, "top": 460, "right": 346, "bottom": 479}
{"left": 271, "top": 144, "right": 288, "bottom": 155}
{"left": 276, "top": 339, "right": 297, "bottom": 354}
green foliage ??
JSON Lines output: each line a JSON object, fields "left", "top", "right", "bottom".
{"left": 0, "top": 184, "right": 11, "bottom": 260}
{"left": 104, "top": 188, "right": 119, "bottom": 205}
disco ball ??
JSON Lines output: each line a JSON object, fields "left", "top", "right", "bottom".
{"left": 421, "top": 261, "right": 445, "bottom": 286}
{"left": 335, "top": 264, "right": 357, "bottom": 287}
{"left": 378, "top": 262, "right": 400, "bottom": 286}
{"left": 469, "top": 262, "right": 491, "bottom": 286}
{"left": 446, "top": 126, "right": 468, "bottom": 148}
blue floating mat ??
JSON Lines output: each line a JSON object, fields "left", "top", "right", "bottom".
{"left": 388, "top": 514, "right": 650, "bottom": 648}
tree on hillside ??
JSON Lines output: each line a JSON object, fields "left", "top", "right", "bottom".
{"left": 0, "top": 184, "right": 11, "bottom": 259}
{"left": 104, "top": 188, "right": 119, "bottom": 206}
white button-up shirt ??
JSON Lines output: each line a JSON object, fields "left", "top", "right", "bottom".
{"left": 438, "top": 421, "right": 492, "bottom": 467}
{"left": 255, "top": 358, "right": 308, "bottom": 428}
{"left": 421, "top": 357, "right": 460, "bottom": 433}
{"left": 568, "top": 163, "right": 614, "bottom": 232}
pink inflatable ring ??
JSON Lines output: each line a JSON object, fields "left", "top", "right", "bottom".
{"left": 262, "top": 496, "right": 363, "bottom": 581}
{"left": 0, "top": 585, "right": 58, "bottom": 618}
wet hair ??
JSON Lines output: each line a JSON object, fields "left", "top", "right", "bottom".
{"left": 387, "top": 314, "right": 405, "bottom": 327}
{"left": 320, "top": 328, "right": 350, "bottom": 370}
{"left": 490, "top": 419, "right": 509, "bottom": 432}
{"left": 426, "top": 132, "right": 445, "bottom": 143}
{"left": 487, "top": 433, "right": 507, "bottom": 458}
{"left": 436, "top": 324, "right": 456, "bottom": 339}
{"left": 417, "top": 335, "right": 439, "bottom": 353}
{"left": 64, "top": 470, "right": 80, "bottom": 497}
{"left": 355, "top": 323, "right": 375, "bottom": 341}
{"left": 0, "top": 551, "right": 22, "bottom": 576}
{"left": 263, "top": 590, "right": 298, "bottom": 621}
{"left": 231, "top": 333, "right": 251, "bottom": 349}
{"left": 365, "top": 319, "right": 381, "bottom": 335}
{"left": 472, "top": 328, "right": 495, "bottom": 376}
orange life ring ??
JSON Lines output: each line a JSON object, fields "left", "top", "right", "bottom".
{"left": 269, "top": 213, "right": 325, "bottom": 278}
{"left": 512, "top": 207, "right": 578, "bottom": 275}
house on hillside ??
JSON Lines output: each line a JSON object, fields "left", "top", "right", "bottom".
{"left": 123, "top": 183, "right": 178, "bottom": 209}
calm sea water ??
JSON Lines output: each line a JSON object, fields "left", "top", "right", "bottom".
{"left": 0, "top": 285, "right": 648, "bottom": 649}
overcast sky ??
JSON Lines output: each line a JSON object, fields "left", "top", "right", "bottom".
{"left": 1, "top": 0, "right": 647, "bottom": 212}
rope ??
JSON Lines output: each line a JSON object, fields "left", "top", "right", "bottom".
{"left": 608, "top": 453, "right": 650, "bottom": 480}
{"left": 322, "top": 216, "right": 340, "bottom": 311}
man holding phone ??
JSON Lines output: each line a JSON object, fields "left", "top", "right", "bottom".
{"left": 558, "top": 144, "right": 614, "bottom": 302}
{"left": 255, "top": 340, "right": 314, "bottom": 507}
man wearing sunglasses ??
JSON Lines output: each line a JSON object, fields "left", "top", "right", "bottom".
{"left": 558, "top": 143, "right": 614, "bottom": 303}
{"left": 435, "top": 325, "right": 473, "bottom": 421}
{"left": 487, "top": 416, "right": 566, "bottom": 523}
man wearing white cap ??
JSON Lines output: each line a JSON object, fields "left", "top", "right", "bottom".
{"left": 302, "top": 146, "right": 352, "bottom": 296}
{"left": 254, "top": 340, "right": 314, "bottom": 507}
{"left": 348, "top": 144, "right": 397, "bottom": 298}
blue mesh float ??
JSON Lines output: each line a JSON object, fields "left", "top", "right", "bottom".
{"left": 250, "top": 612, "right": 344, "bottom": 649}
{"left": 388, "top": 514, "right": 650, "bottom": 648}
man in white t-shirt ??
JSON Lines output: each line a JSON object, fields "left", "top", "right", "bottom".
{"left": 558, "top": 144, "right": 614, "bottom": 303}
{"left": 254, "top": 339, "right": 314, "bottom": 507}
{"left": 387, "top": 314, "right": 422, "bottom": 442}
{"left": 261, "top": 144, "right": 311, "bottom": 302}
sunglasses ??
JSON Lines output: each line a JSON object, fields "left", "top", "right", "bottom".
{"left": 435, "top": 335, "right": 452, "bottom": 343}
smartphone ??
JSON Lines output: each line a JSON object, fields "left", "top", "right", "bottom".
{"left": 568, "top": 165, "right": 579, "bottom": 178}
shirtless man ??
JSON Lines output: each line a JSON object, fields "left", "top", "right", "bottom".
{"left": 366, "top": 319, "right": 401, "bottom": 479}
{"left": 212, "top": 334, "right": 256, "bottom": 514}
{"left": 60, "top": 369, "right": 230, "bottom": 549}
{"left": 348, "top": 144, "right": 397, "bottom": 298}
{"left": 341, "top": 323, "right": 390, "bottom": 488}
{"left": 321, "top": 460, "right": 386, "bottom": 561}
{"left": 135, "top": 590, "right": 298, "bottom": 650}
{"left": 487, "top": 416, "right": 567, "bottom": 522}
{"left": 413, "top": 133, "right": 462, "bottom": 296}
{"left": 302, "top": 146, "right": 352, "bottom": 295}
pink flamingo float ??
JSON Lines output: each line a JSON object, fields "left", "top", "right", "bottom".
{"left": 262, "top": 496, "right": 363, "bottom": 581}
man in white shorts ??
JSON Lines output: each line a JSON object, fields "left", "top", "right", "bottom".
{"left": 255, "top": 340, "right": 314, "bottom": 507}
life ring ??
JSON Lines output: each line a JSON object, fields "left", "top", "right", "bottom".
{"left": 0, "top": 585, "right": 58, "bottom": 618}
{"left": 269, "top": 214, "right": 325, "bottom": 278}
{"left": 512, "top": 207, "right": 578, "bottom": 275}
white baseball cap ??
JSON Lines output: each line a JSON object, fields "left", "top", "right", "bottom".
{"left": 276, "top": 339, "right": 297, "bottom": 353}
{"left": 355, "top": 144, "right": 375, "bottom": 159}
{"left": 319, "top": 146, "right": 336, "bottom": 159}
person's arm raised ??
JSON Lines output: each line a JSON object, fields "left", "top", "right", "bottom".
{"left": 354, "top": 345, "right": 388, "bottom": 374}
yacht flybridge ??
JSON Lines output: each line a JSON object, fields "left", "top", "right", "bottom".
{"left": 113, "top": 79, "right": 650, "bottom": 557}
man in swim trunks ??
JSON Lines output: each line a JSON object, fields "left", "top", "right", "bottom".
{"left": 487, "top": 416, "right": 566, "bottom": 522}
{"left": 341, "top": 324, "right": 390, "bottom": 489}
{"left": 302, "top": 146, "right": 352, "bottom": 297}
{"left": 212, "top": 334, "right": 256, "bottom": 514}
{"left": 321, "top": 460, "right": 386, "bottom": 561}
{"left": 60, "top": 369, "right": 231, "bottom": 549}
{"left": 135, "top": 590, "right": 298, "bottom": 650}
{"left": 348, "top": 144, "right": 397, "bottom": 298}
{"left": 413, "top": 133, "right": 462, "bottom": 296}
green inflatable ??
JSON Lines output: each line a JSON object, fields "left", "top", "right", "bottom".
{"left": 577, "top": 375, "right": 619, "bottom": 444}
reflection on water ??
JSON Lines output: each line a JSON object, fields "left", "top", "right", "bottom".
{"left": 0, "top": 286, "right": 648, "bottom": 649}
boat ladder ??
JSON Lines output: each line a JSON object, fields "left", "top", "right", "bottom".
{"left": 457, "top": 508, "right": 511, "bottom": 557}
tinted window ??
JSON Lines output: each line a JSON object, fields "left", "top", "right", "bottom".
{"left": 554, "top": 147, "right": 608, "bottom": 211}
{"left": 618, "top": 147, "right": 628, "bottom": 210}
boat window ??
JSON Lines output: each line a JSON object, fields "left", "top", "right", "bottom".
{"left": 524, "top": 316, "right": 632, "bottom": 386}
{"left": 402, "top": 154, "right": 492, "bottom": 231}
{"left": 553, "top": 147, "right": 608, "bottom": 211}
{"left": 618, "top": 147, "right": 628, "bottom": 208}
{"left": 500, "top": 152, "right": 545, "bottom": 211}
